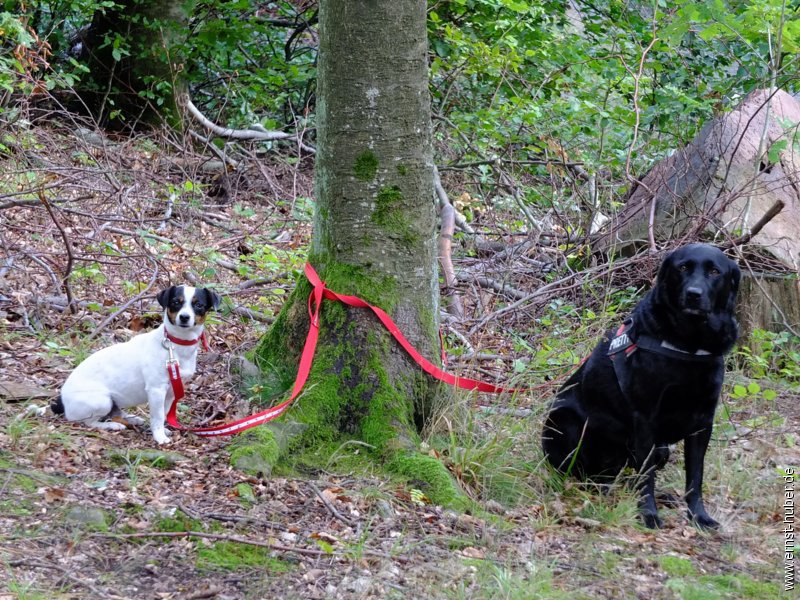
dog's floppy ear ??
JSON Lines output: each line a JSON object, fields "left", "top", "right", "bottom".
{"left": 156, "top": 287, "right": 174, "bottom": 309}
{"left": 727, "top": 258, "right": 741, "bottom": 307}
{"left": 654, "top": 249, "right": 676, "bottom": 288}
{"left": 203, "top": 288, "right": 222, "bottom": 310}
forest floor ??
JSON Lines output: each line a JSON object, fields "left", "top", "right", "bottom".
{"left": 0, "top": 122, "right": 797, "bottom": 598}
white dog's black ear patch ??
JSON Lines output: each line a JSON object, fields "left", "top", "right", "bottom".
{"left": 157, "top": 286, "right": 179, "bottom": 308}
{"left": 204, "top": 288, "right": 222, "bottom": 310}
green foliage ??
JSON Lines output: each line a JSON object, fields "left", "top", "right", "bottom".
{"left": 736, "top": 329, "right": 800, "bottom": 384}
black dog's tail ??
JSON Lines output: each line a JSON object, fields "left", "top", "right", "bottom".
{"left": 51, "top": 394, "right": 65, "bottom": 415}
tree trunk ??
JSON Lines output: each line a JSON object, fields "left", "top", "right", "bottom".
{"left": 737, "top": 272, "right": 800, "bottom": 338}
{"left": 251, "top": 0, "right": 460, "bottom": 504}
{"left": 78, "top": 0, "right": 187, "bottom": 127}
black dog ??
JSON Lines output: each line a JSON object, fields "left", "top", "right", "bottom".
{"left": 542, "top": 244, "right": 740, "bottom": 529}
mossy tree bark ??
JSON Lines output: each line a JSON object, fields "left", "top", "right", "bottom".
{"left": 78, "top": 0, "right": 188, "bottom": 127}
{"left": 253, "top": 0, "right": 460, "bottom": 504}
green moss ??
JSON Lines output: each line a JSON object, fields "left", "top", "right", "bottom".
{"left": 235, "top": 482, "right": 257, "bottom": 503}
{"left": 250, "top": 259, "right": 460, "bottom": 508}
{"left": 197, "top": 541, "right": 293, "bottom": 572}
{"left": 371, "top": 186, "right": 419, "bottom": 248}
{"left": 396, "top": 164, "right": 408, "bottom": 175}
{"left": 697, "top": 574, "right": 780, "bottom": 598}
{"left": 659, "top": 556, "right": 697, "bottom": 577}
{"left": 228, "top": 426, "right": 281, "bottom": 476}
{"left": 388, "top": 452, "right": 465, "bottom": 508}
{"left": 353, "top": 150, "right": 379, "bottom": 181}
{"left": 155, "top": 510, "right": 203, "bottom": 532}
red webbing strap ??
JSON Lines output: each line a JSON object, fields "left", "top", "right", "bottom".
{"left": 167, "top": 263, "right": 519, "bottom": 437}
{"left": 167, "top": 361, "right": 185, "bottom": 402}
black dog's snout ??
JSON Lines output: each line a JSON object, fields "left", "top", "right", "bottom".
{"left": 685, "top": 287, "right": 703, "bottom": 301}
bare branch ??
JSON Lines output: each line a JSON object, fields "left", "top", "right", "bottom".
{"left": 182, "top": 94, "right": 316, "bottom": 153}
{"left": 38, "top": 189, "right": 77, "bottom": 314}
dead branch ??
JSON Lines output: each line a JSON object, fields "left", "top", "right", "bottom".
{"left": 177, "top": 503, "right": 288, "bottom": 531}
{"left": 309, "top": 481, "right": 356, "bottom": 526}
{"left": 183, "top": 94, "right": 316, "bottom": 154}
{"left": 38, "top": 189, "right": 77, "bottom": 314}
{"left": 468, "top": 274, "right": 528, "bottom": 301}
{"left": 438, "top": 203, "right": 464, "bottom": 319}
{"left": 94, "top": 530, "right": 329, "bottom": 556}
{"left": 239, "top": 273, "right": 291, "bottom": 289}
{"left": 433, "top": 164, "right": 474, "bottom": 234}
{"left": 231, "top": 305, "right": 275, "bottom": 323}
{"left": 721, "top": 200, "right": 784, "bottom": 249}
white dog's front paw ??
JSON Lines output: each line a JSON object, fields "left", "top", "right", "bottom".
{"left": 123, "top": 414, "right": 146, "bottom": 426}
{"left": 152, "top": 430, "right": 171, "bottom": 445}
{"left": 95, "top": 421, "right": 127, "bottom": 431}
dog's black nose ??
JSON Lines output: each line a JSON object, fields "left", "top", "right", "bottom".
{"left": 179, "top": 314, "right": 190, "bottom": 324}
{"left": 686, "top": 287, "right": 703, "bottom": 300}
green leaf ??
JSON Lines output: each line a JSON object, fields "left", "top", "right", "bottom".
{"left": 766, "top": 139, "right": 787, "bottom": 164}
{"left": 746, "top": 381, "right": 761, "bottom": 395}
{"left": 731, "top": 384, "right": 748, "bottom": 398}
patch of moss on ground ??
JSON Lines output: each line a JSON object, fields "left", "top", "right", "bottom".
{"left": 697, "top": 574, "right": 781, "bottom": 598}
{"left": 388, "top": 452, "right": 465, "bottom": 508}
{"left": 0, "top": 499, "right": 33, "bottom": 517}
{"left": 155, "top": 510, "right": 205, "bottom": 533}
{"left": 0, "top": 457, "right": 63, "bottom": 492}
{"left": 197, "top": 541, "right": 294, "bottom": 572}
{"left": 228, "top": 426, "right": 280, "bottom": 476}
{"left": 659, "top": 555, "right": 697, "bottom": 577}
{"left": 353, "top": 150, "right": 379, "bottom": 181}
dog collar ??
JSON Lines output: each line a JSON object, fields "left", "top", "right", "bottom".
{"left": 165, "top": 331, "right": 210, "bottom": 351}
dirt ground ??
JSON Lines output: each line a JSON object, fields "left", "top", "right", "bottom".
{"left": 0, "top": 124, "right": 797, "bottom": 598}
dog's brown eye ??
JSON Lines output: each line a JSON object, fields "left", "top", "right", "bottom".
{"left": 679, "top": 264, "right": 689, "bottom": 272}
{"left": 709, "top": 268, "right": 720, "bottom": 276}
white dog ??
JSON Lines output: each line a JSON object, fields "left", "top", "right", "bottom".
{"left": 53, "top": 285, "right": 221, "bottom": 444}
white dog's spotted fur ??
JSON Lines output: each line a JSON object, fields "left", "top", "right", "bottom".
{"left": 53, "top": 285, "right": 221, "bottom": 444}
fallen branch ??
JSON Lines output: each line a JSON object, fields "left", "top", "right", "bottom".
{"left": 468, "top": 274, "right": 528, "bottom": 301}
{"left": 94, "top": 530, "right": 329, "bottom": 556}
{"left": 183, "top": 95, "right": 316, "bottom": 154}
{"left": 91, "top": 530, "right": 392, "bottom": 559}
{"left": 231, "top": 305, "right": 275, "bottom": 323}
{"left": 309, "top": 481, "right": 356, "bottom": 526}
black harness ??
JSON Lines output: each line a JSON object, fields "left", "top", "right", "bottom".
{"left": 607, "top": 317, "right": 721, "bottom": 397}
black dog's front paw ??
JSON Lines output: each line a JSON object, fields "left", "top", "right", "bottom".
{"left": 641, "top": 511, "right": 663, "bottom": 529}
{"left": 688, "top": 510, "right": 720, "bottom": 531}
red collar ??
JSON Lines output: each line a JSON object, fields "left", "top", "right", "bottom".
{"left": 165, "top": 330, "right": 209, "bottom": 351}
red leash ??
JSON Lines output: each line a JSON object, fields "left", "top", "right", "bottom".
{"left": 167, "top": 263, "right": 521, "bottom": 437}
